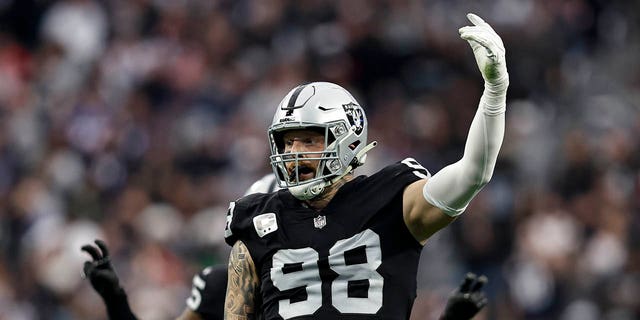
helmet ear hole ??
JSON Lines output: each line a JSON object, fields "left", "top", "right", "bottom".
{"left": 349, "top": 141, "right": 361, "bottom": 150}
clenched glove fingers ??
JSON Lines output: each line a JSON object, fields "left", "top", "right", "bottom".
{"left": 81, "top": 239, "right": 122, "bottom": 300}
{"left": 459, "top": 13, "right": 508, "bottom": 87}
{"left": 441, "top": 273, "right": 489, "bottom": 320}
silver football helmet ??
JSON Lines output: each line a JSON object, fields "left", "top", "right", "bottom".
{"left": 268, "top": 82, "right": 377, "bottom": 200}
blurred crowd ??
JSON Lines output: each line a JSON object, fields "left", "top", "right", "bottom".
{"left": 0, "top": 0, "right": 638, "bottom": 319}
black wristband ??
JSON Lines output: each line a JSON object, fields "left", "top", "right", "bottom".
{"left": 103, "top": 287, "right": 138, "bottom": 320}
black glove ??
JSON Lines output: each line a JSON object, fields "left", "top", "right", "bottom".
{"left": 82, "top": 240, "right": 121, "bottom": 299}
{"left": 440, "top": 273, "right": 488, "bottom": 320}
{"left": 81, "top": 239, "right": 137, "bottom": 320}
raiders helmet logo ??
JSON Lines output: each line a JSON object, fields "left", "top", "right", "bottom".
{"left": 342, "top": 102, "right": 364, "bottom": 135}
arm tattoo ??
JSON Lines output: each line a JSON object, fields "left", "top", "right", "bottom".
{"left": 225, "top": 241, "right": 259, "bottom": 320}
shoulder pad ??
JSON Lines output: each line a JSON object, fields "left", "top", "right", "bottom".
{"left": 224, "top": 192, "right": 275, "bottom": 246}
{"left": 369, "top": 157, "right": 431, "bottom": 185}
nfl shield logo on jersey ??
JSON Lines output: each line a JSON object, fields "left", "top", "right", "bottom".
{"left": 313, "top": 215, "right": 326, "bottom": 229}
{"left": 253, "top": 213, "right": 278, "bottom": 238}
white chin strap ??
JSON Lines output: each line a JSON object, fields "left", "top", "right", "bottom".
{"left": 288, "top": 181, "right": 326, "bottom": 201}
{"left": 289, "top": 141, "right": 377, "bottom": 201}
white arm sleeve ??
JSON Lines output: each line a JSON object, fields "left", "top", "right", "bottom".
{"left": 422, "top": 82, "right": 506, "bottom": 216}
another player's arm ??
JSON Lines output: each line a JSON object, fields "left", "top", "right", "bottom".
{"left": 225, "top": 240, "right": 260, "bottom": 320}
{"left": 81, "top": 240, "right": 139, "bottom": 320}
{"left": 404, "top": 13, "right": 508, "bottom": 244}
{"left": 83, "top": 240, "right": 204, "bottom": 320}
{"left": 440, "top": 273, "right": 489, "bottom": 320}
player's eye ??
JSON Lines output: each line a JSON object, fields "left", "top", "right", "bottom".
{"left": 282, "top": 139, "right": 295, "bottom": 153}
{"left": 282, "top": 136, "right": 321, "bottom": 152}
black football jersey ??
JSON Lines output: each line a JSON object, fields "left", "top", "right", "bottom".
{"left": 225, "top": 158, "right": 430, "bottom": 320}
{"left": 186, "top": 265, "right": 227, "bottom": 320}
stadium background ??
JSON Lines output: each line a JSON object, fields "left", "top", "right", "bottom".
{"left": 0, "top": 0, "right": 638, "bottom": 319}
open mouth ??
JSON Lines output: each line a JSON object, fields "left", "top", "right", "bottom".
{"left": 288, "top": 165, "right": 316, "bottom": 182}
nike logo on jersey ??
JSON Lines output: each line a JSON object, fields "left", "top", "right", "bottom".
{"left": 253, "top": 213, "right": 278, "bottom": 237}
{"left": 318, "top": 106, "right": 336, "bottom": 111}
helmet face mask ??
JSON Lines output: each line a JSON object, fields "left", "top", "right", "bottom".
{"left": 268, "top": 82, "right": 369, "bottom": 200}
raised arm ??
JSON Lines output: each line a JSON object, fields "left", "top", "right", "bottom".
{"left": 224, "top": 240, "right": 260, "bottom": 320}
{"left": 81, "top": 240, "right": 138, "bottom": 320}
{"left": 404, "top": 13, "right": 509, "bottom": 243}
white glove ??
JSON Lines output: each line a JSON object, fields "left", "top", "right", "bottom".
{"left": 459, "top": 13, "right": 508, "bottom": 87}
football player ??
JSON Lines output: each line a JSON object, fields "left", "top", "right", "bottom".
{"left": 82, "top": 239, "right": 488, "bottom": 320}
{"left": 223, "top": 13, "right": 507, "bottom": 320}
{"left": 82, "top": 174, "right": 489, "bottom": 319}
